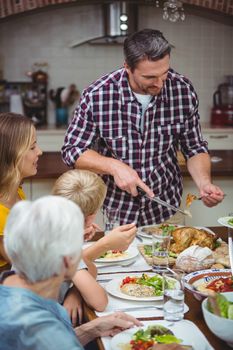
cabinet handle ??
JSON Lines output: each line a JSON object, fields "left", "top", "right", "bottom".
{"left": 209, "top": 135, "right": 228, "bottom": 139}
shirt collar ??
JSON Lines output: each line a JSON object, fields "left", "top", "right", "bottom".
{"left": 118, "top": 69, "right": 136, "bottom": 105}
{"left": 119, "top": 68, "right": 172, "bottom": 105}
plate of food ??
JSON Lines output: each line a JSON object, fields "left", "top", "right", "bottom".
{"left": 95, "top": 246, "right": 138, "bottom": 263}
{"left": 218, "top": 216, "right": 233, "bottom": 229}
{"left": 184, "top": 268, "right": 233, "bottom": 300}
{"left": 138, "top": 223, "right": 180, "bottom": 239}
{"left": 110, "top": 319, "right": 213, "bottom": 350}
{"left": 105, "top": 273, "right": 166, "bottom": 301}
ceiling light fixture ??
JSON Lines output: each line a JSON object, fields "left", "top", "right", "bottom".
{"left": 152, "top": 0, "right": 185, "bottom": 22}
{"left": 163, "top": 0, "right": 185, "bottom": 22}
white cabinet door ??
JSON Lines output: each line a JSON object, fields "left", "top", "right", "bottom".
{"left": 202, "top": 131, "right": 233, "bottom": 150}
{"left": 23, "top": 179, "right": 56, "bottom": 200}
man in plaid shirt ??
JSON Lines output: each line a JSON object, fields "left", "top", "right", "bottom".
{"left": 62, "top": 29, "right": 224, "bottom": 226}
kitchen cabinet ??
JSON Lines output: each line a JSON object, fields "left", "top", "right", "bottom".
{"left": 23, "top": 149, "right": 233, "bottom": 228}
{"left": 202, "top": 128, "right": 233, "bottom": 150}
{"left": 35, "top": 125, "right": 233, "bottom": 152}
{"left": 36, "top": 127, "right": 66, "bottom": 151}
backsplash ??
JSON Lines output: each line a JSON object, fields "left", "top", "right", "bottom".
{"left": 0, "top": 4, "right": 232, "bottom": 124}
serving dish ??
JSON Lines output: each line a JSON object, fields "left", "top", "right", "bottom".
{"left": 202, "top": 292, "right": 233, "bottom": 348}
{"left": 184, "top": 268, "right": 232, "bottom": 301}
{"left": 218, "top": 216, "right": 233, "bottom": 229}
{"left": 138, "top": 224, "right": 215, "bottom": 239}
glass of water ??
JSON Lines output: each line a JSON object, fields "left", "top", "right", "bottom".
{"left": 103, "top": 207, "right": 120, "bottom": 233}
{"left": 152, "top": 231, "right": 171, "bottom": 273}
{"left": 163, "top": 268, "right": 185, "bottom": 322}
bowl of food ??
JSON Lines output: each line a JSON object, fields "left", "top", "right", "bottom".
{"left": 202, "top": 292, "right": 233, "bottom": 347}
{"left": 184, "top": 269, "right": 233, "bottom": 301}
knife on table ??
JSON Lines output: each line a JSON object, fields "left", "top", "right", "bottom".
{"left": 137, "top": 187, "right": 191, "bottom": 217}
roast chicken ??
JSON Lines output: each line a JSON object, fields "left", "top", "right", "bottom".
{"left": 170, "top": 227, "right": 215, "bottom": 254}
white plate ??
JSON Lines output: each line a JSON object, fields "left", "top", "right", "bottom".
{"left": 218, "top": 216, "right": 233, "bottom": 229}
{"left": 138, "top": 225, "right": 215, "bottom": 239}
{"left": 110, "top": 319, "right": 213, "bottom": 350}
{"left": 95, "top": 246, "right": 138, "bottom": 263}
{"left": 105, "top": 273, "right": 163, "bottom": 301}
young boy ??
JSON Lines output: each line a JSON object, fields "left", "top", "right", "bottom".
{"left": 52, "top": 169, "right": 136, "bottom": 325}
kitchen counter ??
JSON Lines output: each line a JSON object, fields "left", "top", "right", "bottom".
{"left": 32, "top": 150, "right": 233, "bottom": 179}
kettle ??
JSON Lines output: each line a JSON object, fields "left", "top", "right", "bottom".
{"left": 213, "top": 75, "right": 233, "bottom": 107}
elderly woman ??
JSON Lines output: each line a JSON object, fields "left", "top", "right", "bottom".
{"left": 0, "top": 196, "right": 141, "bottom": 349}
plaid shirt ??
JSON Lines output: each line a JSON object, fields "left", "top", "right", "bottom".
{"left": 62, "top": 68, "right": 208, "bottom": 226}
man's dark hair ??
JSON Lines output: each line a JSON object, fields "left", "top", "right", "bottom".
{"left": 124, "top": 29, "right": 172, "bottom": 71}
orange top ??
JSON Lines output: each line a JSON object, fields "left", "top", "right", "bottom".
{"left": 0, "top": 187, "right": 26, "bottom": 267}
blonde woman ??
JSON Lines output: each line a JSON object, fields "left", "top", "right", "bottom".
{"left": 0, "top": 113, "right": 42, "bottom": 271}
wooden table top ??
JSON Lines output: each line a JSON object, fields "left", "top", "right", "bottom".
{"left": 84, "top": 226, "right": 232, "bottom": 350}
{"left": 31, "top": 150, "right": 233, "bottom": 179}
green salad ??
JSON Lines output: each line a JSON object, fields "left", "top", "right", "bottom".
{"left": 207, "top": 293, "right": 233, "bottom": 319}
{"left": 228, "top": 217, "right": 233, "bottom": 227}
{"left": 131, "top": 325, "right": 182, "bottom": 347}
{"left": 144, "top": 245, "right": 177, "bottom": 258}
{"left": 121, "top": 273, "right": 175, "bottom": 296}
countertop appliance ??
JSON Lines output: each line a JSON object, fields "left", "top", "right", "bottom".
{"left": 211, "top": 75, "right": 233, "bottom": 127}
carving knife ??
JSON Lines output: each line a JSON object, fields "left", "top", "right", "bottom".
{"left": 137, "top": 187, "right": 191, "bottom": 217}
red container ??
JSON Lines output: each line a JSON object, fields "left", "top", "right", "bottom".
{"left": 211, "top": 107, "right": 225, "bottom": 126}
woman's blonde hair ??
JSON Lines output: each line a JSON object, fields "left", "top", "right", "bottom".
{"left": 52, "top": 169, "right": 107, "bottom": 217}
{"left": 0, "top": 113, "right": 34, "bottom": 200}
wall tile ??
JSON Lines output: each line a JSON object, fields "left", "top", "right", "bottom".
{"left": 0, "top": 3, "right": 232, "bottom": 124}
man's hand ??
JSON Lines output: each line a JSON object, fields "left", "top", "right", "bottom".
{"left": 105, "top": 223, "right": 137, "bottom": 251}
{"left": 199, "top": 183, "right": 224, "bottom": 207}
{"left": 109, "top": 159, "right": 154, "bottom": 197}
{"left": 63, "top": 286, "right": 83, "bottom": 326}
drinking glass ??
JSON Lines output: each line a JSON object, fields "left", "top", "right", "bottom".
{"left": 152, "top": 231, "right": 171, "bottom": 273}
{"left": 103, "top": 207, "right": 120, "bottom": 233}
{"left": 163, "top": 268, "right": 185, "bottom": 322}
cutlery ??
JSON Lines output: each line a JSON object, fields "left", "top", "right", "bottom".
{"left": 137, "top": 187, "right": 190, "bottom": 217}
{"left": 135, "top": 234, "right": 143, "bottom": 242}
{"left": 193, "top": 194, "right": 226, "bottom": 201}
{"left": 114, "top": 305, "right": 163, "bottom": 312}
{"left": 97, "top": 259, "right": 136, "bottom": 269}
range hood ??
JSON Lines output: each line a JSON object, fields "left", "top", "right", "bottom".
{"left": 70, "top": 2, "right": 138, "bottom": 47}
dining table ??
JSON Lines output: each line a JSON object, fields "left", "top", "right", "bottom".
{"left": 83, "top": 226, "right": 231, "bottom": 350}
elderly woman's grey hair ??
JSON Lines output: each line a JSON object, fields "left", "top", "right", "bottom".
{"left": 124, "top": 28, "right": 172, "bottom": 71}
{"left": 4, "top": 196, "right": 84, "bottom": 283}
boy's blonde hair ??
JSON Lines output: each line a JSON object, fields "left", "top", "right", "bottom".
{"left": 52, "top": 169, "right": 107, "bottom": 217}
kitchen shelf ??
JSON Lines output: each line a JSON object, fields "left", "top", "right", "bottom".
{"left": 0, "top": 80, "right": 47, "bottom": 125}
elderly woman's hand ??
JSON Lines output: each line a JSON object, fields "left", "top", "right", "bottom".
{"left": 75, "top": 312, "right": 142, "bottom": 346}
{"left": 93, "top": 312, "right": 142, "bottom": 337}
